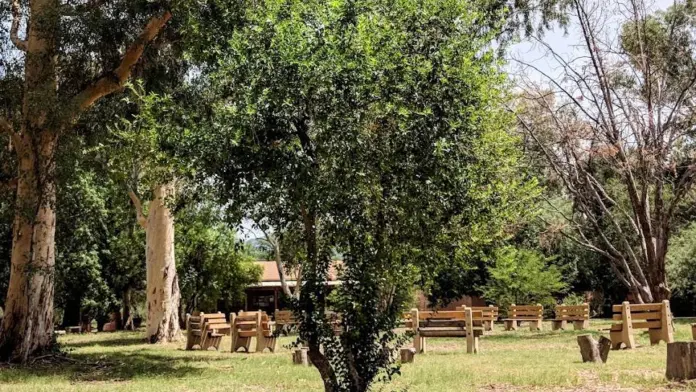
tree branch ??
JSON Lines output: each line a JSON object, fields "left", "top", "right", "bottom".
{"left": 10, "top": 0, "right": 27, "bottom": 51}
{"left": 68, "top": 10, "right": 172, "bottom": 120}
{"left": 128, "top": 190, "right": 148, "bottom": 228}
{"left": 0, "top": 116, "right": 22, "bottom": 148}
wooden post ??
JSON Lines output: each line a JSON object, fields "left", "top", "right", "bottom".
{"left": 666, "top": 342, "right": 696, "bottom": 381}
{"left": 507, "top": 304, "right": 518, "bottom": 331}
{"left": 293, "top": 347, "right": 309, "bottom": 366}
{"left": 230, "top": 313, "right": 237, "bottom": 353}
{"left": 411, "top": 309, "right": 421, "bottom": 353}
{"left": 661, "top": 300, "right": 674, "bottom": 344}
{"left": 620, "top": 302, "right": 635, "bottom": 349}
{"left": 400, "top": 347, "right": 416, "bottom": 363}
{"left": 488, "top": 305, "right": 495, "bottom": 331}
{"left": 185, "top": 313, "right": 193, "bottom": 350}
{"left": 465, "top": 308, "right": 478, "bottom": 354}
{"left": 255, "top": 311, "right": 263, "bottom": 352}
{"left": 691, "top": 324, "right": 695, "bottom": 341}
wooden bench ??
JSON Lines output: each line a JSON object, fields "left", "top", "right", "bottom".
{"left": 502, "top": 304, "right": 543, "bottom": 331}
{"left": 275, "top": 310, "right": 298, "bottom": 335}
{"left": 410, "top": 308, "right": 483, "bottom": 354}
{"left": 185, "top": 312, "right": 230, "bottom": 350}
{"left": 457, "top": 305, "right": 498, "bottom": 331}
{"left": 610, "top": 300, "right": 674, "bottom": 349}
{"left": 231, "top": 311, "right": 277, "bottom": 353}
{"left": 552, "top": 303, "right": 590, "bottom": 330}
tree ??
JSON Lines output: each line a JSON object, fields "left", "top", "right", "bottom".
{"left": 481, "top": 246, "right": 567, "bottom": 312}
{"left": 179, "top": 0, "right": 537, "bottom": 390}
{"left": 0, "top": 0, "right": 171, "bottom": 360}
{"left": 108, "top": 86, "right": 189, "bottom": 343}
{"left": 177, "top": 203, "right": 262, "bottom": 314}
{"left": 515, "top": 0, "right": 696, "bottom": 302}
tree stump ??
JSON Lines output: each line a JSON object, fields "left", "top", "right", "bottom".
{"left": 666, "top": 342, "right": 696, "bottom": 381}
{"left": 400, "top": 347, "right": 416, "bottom": 363}
{"left": 577, "top": 334, "right": 611, "bottom": 363}
{"left": 293, "top": 347, "right": 309, "bottom": 366}
{"left": 691, "top": 324, "right": 695, "bottom": 341}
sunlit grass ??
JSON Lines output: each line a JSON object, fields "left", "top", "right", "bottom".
{"left": 0, "top": 319, "right": 695, "bottom": 391}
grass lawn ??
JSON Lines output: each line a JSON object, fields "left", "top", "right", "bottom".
{"left": 1, "top": 319, "right": 695, "bottom": 391}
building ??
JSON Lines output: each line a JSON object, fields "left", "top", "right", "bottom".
{"left": 244, "top": 261, "right": 341, "bottom": 314}
{"left": 243, "top": 261, "right": 485, "bottom": 314}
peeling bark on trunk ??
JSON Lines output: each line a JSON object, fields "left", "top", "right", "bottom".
{"left": 0, "top": 134, "right": 58, "bottom": 362}
{"left": 143, "top": 183, "right": 181, "bottom": 343}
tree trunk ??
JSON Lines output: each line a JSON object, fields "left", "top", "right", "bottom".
{"left": 122, "top": 287, "right": 134, "bottom": 331}
{"left": 666, "top": 342, "right": 696, "bottom": 381}
{"left": 145, "top": 182, "right": 181, "bottom": 343}
{"left": 274, "top": 240, "right": 293, "bottom": 298}
{"left": 0, "top": 136, "right": 58, "bottom": 362}
{"left": 577, "top": 334, "right": 611, "bottom": 363}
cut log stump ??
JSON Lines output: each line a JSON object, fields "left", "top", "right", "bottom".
{"left": 293, "top": 347, "right": 309, "bottom": 366}
{"left": 577, "top": 334, "right": 611, "bottom": 363}
{"left": 400, "top": 348, "right": 416, "bottom": 363}
{"left": 666, "top": 342, "right": 696, "bottom": 381}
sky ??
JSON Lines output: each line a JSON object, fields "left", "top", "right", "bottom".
{"left": 507, "top": 0, "right": 676, "bottom": 81}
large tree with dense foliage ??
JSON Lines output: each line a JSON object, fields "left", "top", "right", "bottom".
{"left": 0, "top": 0, "right": 172, "bottom": 360}
{"left": 176, "top": 0, "right": 538, "bottom": 390}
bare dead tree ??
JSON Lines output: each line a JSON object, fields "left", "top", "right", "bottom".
{"left": 514, "top": 0, "right": 696, "bottom": 302}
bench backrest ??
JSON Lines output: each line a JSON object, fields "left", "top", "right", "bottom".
{"left": 275, "top": 310, "right": 295, "bottom": 324}
{"left": 411, "top": 309, "right": 484, "bottom": 329}
{"left": 456, "top": 305, "right": 498, "bottom": 321}
{"left": 555, "top": 303, "right": 589, "bottom": 321}
{"left": 187, "top": 312, "right": 202, "bottom": 331}
{"left": 510, "top": 304, "right": 543, "bottom": 320}
{"left": 612, "top": 301, "right": 672, "bottom": 331}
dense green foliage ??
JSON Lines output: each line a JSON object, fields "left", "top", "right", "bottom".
{"left": 175, "top": 0, "right": 538, "bottom": 390}
{"left": 481, "top": 246, "right": 567, "bottom": 314}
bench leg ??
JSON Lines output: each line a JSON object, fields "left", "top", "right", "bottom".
{"left": 648, "top": 329, "right": 662, "bottom": 346}
{"left": 414, "top": 334, "right": 423, "bottom": 353}
{"left": 505, "top": 320, "right": 517, "bottom": 331}
{"left": 466, "top": 335, "right": 479, "bottom": 354}
{"left": 233, "top": 336, "right": 252, "bottom": 352}
{"left": 530, "top": 319, "right": 542, "bottom": 331}
{"left": 552, "top": 320, "right": 565, "bottom": 331}
{"left": 573, "top": 320, "right": 588, "bottom": 330}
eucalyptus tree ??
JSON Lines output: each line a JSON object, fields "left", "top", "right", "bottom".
{"left": 178, "top": 0, "right": 538, "bottom": 390}
{"left": 0, "top": 0, "right": 172, "bottom": 360}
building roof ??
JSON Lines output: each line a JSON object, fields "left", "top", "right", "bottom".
{"left": 250, "top": 260, "right": 342, "bottom": 288}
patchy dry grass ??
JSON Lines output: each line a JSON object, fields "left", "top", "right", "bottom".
{"left": 0, "top": 319, "right": 695, "bottom": 391}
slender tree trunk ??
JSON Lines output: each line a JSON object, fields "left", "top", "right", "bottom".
{"left": 122, "top": 287, "right": 134, "bottom": 331}
{"left": 273, "top": 239, "right": 293, "bottom": 298}
{"left": 144, "top": 182, "right": 181, "bottom": 343}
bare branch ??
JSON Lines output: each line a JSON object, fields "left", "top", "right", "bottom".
{"left": 68, "top": 11, "right": 172, "bottom": 122}
{"left": 10, "top": 0, "right": 27, "bottom": 51}
{"left": 128, "top": 190, "right": 148, "bottom": 229}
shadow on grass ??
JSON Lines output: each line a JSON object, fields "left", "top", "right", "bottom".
{"left": 65, "top": 336, "right": 146, "bottom": 349}
{"left": 0, "top": 350, "right": 230, "bottom": 384}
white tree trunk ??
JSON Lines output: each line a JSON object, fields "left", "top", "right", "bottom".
{"left": 144, "top": 182, "right": 181, "bottom": 343}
